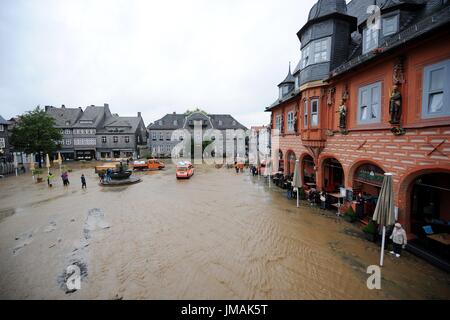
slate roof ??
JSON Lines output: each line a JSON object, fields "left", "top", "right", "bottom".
{"left": 148, "top": 113, "right": 247, "bottom": 131}
{"left": 331, "top": 1, "right": 450, "bottom": 78}
{"left": 0, "top": 115, "right": 8, "bottom": 125}
{"left": 98, "top": 116, "right": 143, "bottom": 134}
{"left": 73, "top": 105, "right": 111, "bottom": 128}
{"left": 278, "top": 65, "right": 295, "bottom": 86}
{"left": 267, "top": 0, "right": 450, "bottom": 111}
{"left": 46, "top": 106, "right": 83, "bottom": 127}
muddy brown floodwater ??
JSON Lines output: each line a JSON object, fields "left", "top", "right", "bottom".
{"left": 0, "top": 163, "right": 449, "bottom": 299}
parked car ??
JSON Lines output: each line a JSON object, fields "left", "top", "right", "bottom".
{"left": 132, "top": 159, "right": 165, "bottom": 171}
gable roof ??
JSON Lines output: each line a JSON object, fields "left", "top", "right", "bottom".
{"left": 46, "top": 106, "right": 83, "bottom": 127}
{"left": 0, "top": 115, "right": 8, "bottom": 125}
{"left": 98, "top": 116, "right": 142, "bottom": 134}
{"left": 73, "top": 105, "right": 111, "bottom": 127}
{"left": 148, "top": 113, "right": 247, "bottom": 131}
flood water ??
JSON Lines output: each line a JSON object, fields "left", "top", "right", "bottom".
{"left": 0, "top": 163, "right": 449, "bottom": 299}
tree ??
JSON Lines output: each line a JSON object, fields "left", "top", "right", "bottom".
{"left": 10, "top": 107, "right": 62, "bottom": 168}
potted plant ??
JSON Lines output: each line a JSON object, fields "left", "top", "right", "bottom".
{"left": 343, "top": 206, "right": 357, "bottom": 223}
{"left": 362, "top": 220, "right": 378, "bottom": 242}
{"left": 32, "top": 168, "right": 44, "bottom": 183}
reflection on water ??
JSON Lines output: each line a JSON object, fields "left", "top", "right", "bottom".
{"left": 0, "top": 163, "right": 449, "bottom": 299}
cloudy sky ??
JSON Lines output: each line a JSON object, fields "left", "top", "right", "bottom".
{"left": 0, "top": 0, "right": 318, "bottom": 128}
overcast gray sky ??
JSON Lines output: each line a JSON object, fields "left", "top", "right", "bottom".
{"left": 0, "top": 0, "right": 317, "bottom": 128}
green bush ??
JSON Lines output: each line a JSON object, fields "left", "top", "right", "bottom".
{"left": 343, "top": 206, "right": 357, "bottom": 222}
{"left": 32, "top": 168, "right": 44, "bottom": 176}
{"left": 363, "top": 220, "right": 378, "bottom": 234}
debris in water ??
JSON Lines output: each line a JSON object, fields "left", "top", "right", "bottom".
{"left": 83, "top": 208, "right": 110, "bottom": 240}
{"left": 13, "top": 231, "right": 33, "bottom": 255}
{"left": 43, "top": 221, "right": 57, "bottom": 233}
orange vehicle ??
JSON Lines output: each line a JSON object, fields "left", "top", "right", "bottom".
{"left": 132, "top": 159, "right": 165, "bottom": 171}
{"left": 176, "top": 161, "right": 194, "bottom": 179}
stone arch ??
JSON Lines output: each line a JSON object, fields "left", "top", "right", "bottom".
{"left": 347, "top": 158, "right": 388, "bottom": 188}
{"left": 285, "top": 149, "right": 296, "bottom": 176}
{"left": 319, "top": 155, "right": 345, "bottom": 192}
{"left": 397, "top": 165, "right": 450, "bottom": 233}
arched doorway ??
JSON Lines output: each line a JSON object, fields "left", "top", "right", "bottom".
{"left": 286, "top": 151, "right": 296, "bottom": 177}
{"left": 352, "top": 163, "right": 385, "bottom": 219}
{"left": 322, "top": 158, "right": 344, "bottom": 193}
{"left": 302, "top": 154, "right": 316, "bottom": 186}
{"left": 408, "top": 171, "right": 450, "bottom": 262}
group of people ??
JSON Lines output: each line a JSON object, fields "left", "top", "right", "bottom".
{"left": 306, "top": 188, "right": 328, "bottom": 210}
{"left": 234, "top": 162, "right": 244, "bottom": 174}
{"left": 46, "top": 171, "right": 86, "bottom": 189}
{"left": 100, "top": 168, "right": 113, "bottom": 183}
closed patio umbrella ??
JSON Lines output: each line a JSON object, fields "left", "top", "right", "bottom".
{"left": 45, "top": 154, "right": 51, "bottom": 174}
{"left": 57, "top": 152, "right": 62, "bottom": 173}
{"left": 256, "top": 152, "right": 261, "bottom": 179}
{"left": 13, "top": 153, "right": 18, "bottom": 176}
{"left": 372, "top": 172, "right": 396, "bottom": 267}
{"left": 264, "top": 157, "right": 272, "bottom": 187}
{"left": 29, "top": 154, "right": 35, "bottom": 181}
{"left": 292, "top": 159, "right": 302, "bottom": 208}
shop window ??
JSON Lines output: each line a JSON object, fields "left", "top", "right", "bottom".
{"left": 422, "top": 60, "right": 450, "bottom": 118}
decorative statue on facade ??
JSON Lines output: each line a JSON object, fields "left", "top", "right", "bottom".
{"left": 337, "top": 100, "right": 347, "bottom": 129}
{"left": 280, "top": 113, "right": 285, "bottom": 135}
{"left": 389, "top": 85, "right": 402, "bottom": 125}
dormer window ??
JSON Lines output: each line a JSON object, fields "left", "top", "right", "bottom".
{"left": 279, "top": 85, "right": 290, "bottom": 99}
{"left": 382, "top": 15, "right": 398, "bottom": 37}
{"left": 363, "top": 27, "right": 379, "bottom": 54}
{"left": 295, "top": 76, "right": 300, "bottom": 89}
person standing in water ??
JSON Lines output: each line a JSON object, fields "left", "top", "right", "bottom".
{"left": 47, "top": 172, "right": 54, "bottom": 187}
{"left": 390, "top": 223, "right": 407, "bottom": 258}
{"left": 81, "top": 174, "right": 87, "bottom": 189}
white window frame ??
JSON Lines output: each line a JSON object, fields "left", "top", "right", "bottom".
{"left": 125, "top": 136, "right": 130, "bottom": 143}
{"left": 159, "top": 132, "right": 164, "bottom": 141}
{"left": 287, "top": 111, "right": 295, "bottom": 132}
{"left": 0, "top": 125, "right": 4, "bottom": 132}
{"left": 0, "top": 137, "right": 5, "bottom": 148}
{"left": 102, "top": 136, "right": 107, "bottom": 143}
{"left": 300, "top": 37, "right": 331, "bottom": 70}
{"left": 422, "top": 60, "right": 450, "bottom": 118}
{"left": 113, "top": 136, "right": 118, "bottom": 143}
{"left": 303, "top": 100, "right": 308, "bottom": 127}
{"left": 358, "top": 82, "right": 382, "bottom": 124}
{"left": 275, "top": 115, "right": 282, "bottom": 131}
{"left": 65, "top": 139, "right": 72, "bottom": 145}
{"left": 310, "top": 99, "right": 319, "bottom": 127}
{"left": 382, "top": 15, "right": 398, "bottom": 37}
{"left": 152, "top": 132, "right": 157, "bottom": 140}
{"left": 363, "top": 27, "right": 379, "bottom": 54}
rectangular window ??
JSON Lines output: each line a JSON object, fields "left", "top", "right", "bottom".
{"left": 125, "top": 136, "right": 130, "bottom": 143}
{"left": 295, "top": 75, "right": 300, "bottom": 89}
{"left": 0, "top": 138, "right": 5, "bottom": 148}
{"left": 0, "top": 125, "right": 5, "bottom": 132}
{"left": 382, "top": 15, "right": 398, "bottom": 36}
{"left": 159, "top": 132, "right": 164, "bottom": 141}
{"left": 152, "top": 132, "right": 157, "bottom": 140}
{"left": 310, "top": 99, "right": 319, "bottom": 127}
{"left": 113, "top": 136, "right": 118, "bottom": 143}
{"left": 300, "top": 37, "right": 331, "bottom": 69}
{"left": 304, "top": 100, "right": 308, "bottom": 127}
{"left": 65, "top": 139, "right": 72, "bottom": 145}
{"left": 102, "top": 136, "right": 107, "bottom": 143}
{"left": 64, "top": 129, "right": 71, "bottom": 135}
{"left": 358, "top": 82, "right": 382, "bottom": 124}
{"left": 287, "top": 111, "right": 295, "bottom": 132}
{"left": 363, "top": 27, "right": 379, "bottom": 54}
{"left": 422, "top": 60, "right": 450, "bottom": 118}
{"left": 166, "top": 132, "right": 171, "bottom": 141}
{"left": 275, "top": 115, "right": 282, "bottom": 131}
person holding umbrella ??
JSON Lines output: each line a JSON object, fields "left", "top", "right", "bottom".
{"left": 390, "top": 223, "right": 407, "bottom": 258}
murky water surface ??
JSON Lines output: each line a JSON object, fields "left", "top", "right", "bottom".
{"left": 0, "top": 164, "right": 449, "bottom": 299}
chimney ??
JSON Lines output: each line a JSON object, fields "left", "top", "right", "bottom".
{"left": 173, "top": 111, "right": 176, "bottom": 115}
{"left": 104, "top": 103, "right": 109, "bottom": 108}
{"left": 137, "top": 112, "right": 142, "bottom": 118}
{"left": 44, "top": 105, "right": 52, "bottom": 112}
{"left": 61, "top": 104, "right": 65, "bottom": 108}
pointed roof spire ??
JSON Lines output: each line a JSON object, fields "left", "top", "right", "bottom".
{"left": 278, "top": 62, "right": 295, "bottom": 86}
